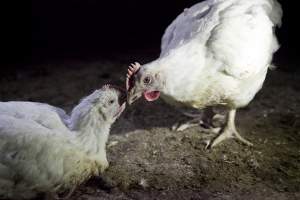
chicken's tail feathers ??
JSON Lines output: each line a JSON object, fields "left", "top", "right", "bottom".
{"left": 267, "top": 0, "right": 283, "bottom": 27}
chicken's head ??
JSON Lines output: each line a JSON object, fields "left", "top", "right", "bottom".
{"left": 98, "top": 85, "right": 126, "bottom": 122}
{"left": 126, "top": 62, "right": 163, "bottom": 105}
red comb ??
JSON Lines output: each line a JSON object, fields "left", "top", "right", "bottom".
{"left": 102, "top": 84, "right": 111, "bottom": 90}
{"left": 126, "top": 62, "right": 141, "bottom": 91}
{"left": 102, "top": 84, "right": 125, "bottom": 92}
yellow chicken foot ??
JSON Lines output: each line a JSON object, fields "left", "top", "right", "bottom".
{"left": 172, "top": 108, "right": 216, "bottom": 131}
{"left": 208, "top": 109, "right": 253, "bottom": 148}
{"left": 51, "top": 185, "right": 77, "bottom": 200}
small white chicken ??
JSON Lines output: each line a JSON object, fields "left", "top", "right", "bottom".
{"left": 126, "top": 0, "right": 282, "bottom": 148}
{"left": 0, "top": 85, "right": 126, "bottom": 199}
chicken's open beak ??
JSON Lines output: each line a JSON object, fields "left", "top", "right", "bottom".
{"left": 114, "top": 102, "right": 126, "bottom": 118}
{"left": 127, "top": 86, "right": 143, "bottom": 105}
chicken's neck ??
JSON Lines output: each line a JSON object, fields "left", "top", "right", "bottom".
{"left": 146, "top": 49, "right": 205, "bottom": 99}
{"left": 69, "top": 102, "right": 111, "bottom": 157}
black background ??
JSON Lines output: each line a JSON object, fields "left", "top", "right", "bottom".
{"left": 1, "top": 0, "right": 298, "bottom": 70}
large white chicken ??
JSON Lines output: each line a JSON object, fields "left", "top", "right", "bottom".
{"left": 126, "top": 0, "right": 282, "bottom": 148}
{"left": 0, "top": 85, "right": 126, "bottom": 199}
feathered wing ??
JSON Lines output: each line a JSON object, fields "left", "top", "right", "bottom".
{"left": 206, "top": 0, "right": 282, "bottom": 79}
{"left": 0, "top": 102, "right": 70, "bottom": 133}
{"left": 161, "top": 0, "right": 213, "bottom": 57}
{"left": 161, "top": 0, "right": 282, "bottom": 79}
{"left": 0, "top": 115, "right": 63, "bottom": 198}
{"left": 0, "top": 115, "right": 95, "bottom": 199}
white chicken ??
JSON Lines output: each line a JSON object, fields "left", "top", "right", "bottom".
{"left": 0, "top": 85, "right": 126, "bottom": 199}
{"left": 126, "top": 0, "right": 282, "bottom": 148}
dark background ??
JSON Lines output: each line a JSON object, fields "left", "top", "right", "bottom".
{"left": 0, "top": 2, "right": 299, "bottom": 199}
{"left": 1, "top": 0, "right": 298, "bottom": 70}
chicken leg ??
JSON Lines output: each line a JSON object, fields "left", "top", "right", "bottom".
{"left": 172, "top": 107, "right": 217, "bottom": 132}
{"left": 208, "top": 109, "right": 253, "bottom": 148}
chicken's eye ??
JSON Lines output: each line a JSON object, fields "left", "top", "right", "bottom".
{"left": 109, "top": 99, "right": 115, "bottom": 105}
{"left": 143, "top": 76, "right": 151, "bottom": 85}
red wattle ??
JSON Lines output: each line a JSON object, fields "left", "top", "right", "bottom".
{"left": 143, "top": 91, "right": 160, "bottom": 102}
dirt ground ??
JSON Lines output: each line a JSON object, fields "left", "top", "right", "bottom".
{"left": 0, "top": 54, "right": 299, "bottom": 200}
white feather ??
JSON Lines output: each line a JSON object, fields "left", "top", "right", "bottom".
{"left": 146, "top": 0, "right": 282, "bottom": 109}
{"left": 0, "top": 88, "right": 120, "bottom": 199}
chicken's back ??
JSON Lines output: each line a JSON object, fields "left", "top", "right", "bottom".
{"left": 0, "top": 101, "right": 70, "bottom": 133}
